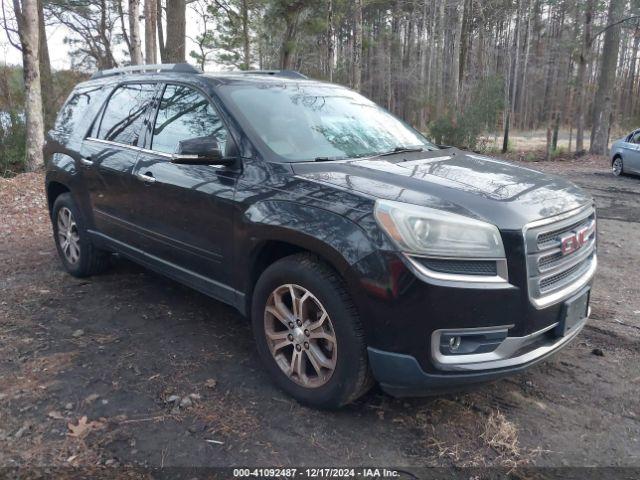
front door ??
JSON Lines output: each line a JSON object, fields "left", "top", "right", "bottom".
{"left": 80, "top": 82, "right": 157, "bottom": 247}
{"left": 626, "top": 130, "right": 640, "bottom": 174}
{"left": 130, "top": 83, "right": 238, "bottom": 298}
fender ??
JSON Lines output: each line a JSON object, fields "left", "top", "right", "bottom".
{"left": 237, "top": 199, "right": 387, "bottom": 292}
{"left": 45, "top": 151, "right": 95, "bottom": 228}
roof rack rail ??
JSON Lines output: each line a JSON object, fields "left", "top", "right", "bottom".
{"left": 91, "top": 63, "right": 201, "bottom": 79}
{"left": 237, "top": 70, "right": 308, "bottom": 80}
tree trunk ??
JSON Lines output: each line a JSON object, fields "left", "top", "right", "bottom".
{"left": 459, "top": 0, "right": 472, "bottom": 97}
{"left": 144, "top": 0, "right": 157, "bottom": 64}
{"left": 510, "top": 0, "right": 522, "bottom": 118}
{"left": 552, "top": 110, "right": 560, "bottom": 151}
{"left": 518, "top": 0, "right": 532, "bottom": 128}
{"left": 99, "top": 0, "right": 118, "bottom": 68}
{"left": 502, "top": 16, "right": 515, "bottom": 153}
{"left": 280, "top": 14, "right": 298, "bottom": 70}
{"left": 117, "top": 0, "right": 132, "bottom": 57}
{"left": 545, "top": 122, "right": 552, "bottom": 161}
{"left": 327, "top": 0, "right": 334, "bottom": 81}
{"left": 14, "top": 0, "right": 44, "bottom": 172}
{"left": 575, "top": 0, "right": 594, "bottom": 153}
{"left": 241, "top": 0, "right": 250, "bottom": 69}
{"left": 280, "top": 2, "right": 308, "bottom": 70}
{"left": 129, "top": 0, "right": 143, "bottom": 64}
{"left": 157, "top": 0, "right": 166, "bottom": 62}
{"left": 164, "top": 0, "right": 185, "bottom": 63}
{"left": 352, "top": 0, "right": 363, "bottom": 91}
{"left": 502, "top": 110, "right": 510, "bottom": 153}
{"left": 37, "top": 0, "right": 53, "bottom": 130}
{"left": 590, "top": 0, "right": 624, "bottom": 155}
{"left": 451, "top": 0, "right": 463, "bottom": 109}
{"left": 625, "top": 25, "right": 640, "bottom": 118}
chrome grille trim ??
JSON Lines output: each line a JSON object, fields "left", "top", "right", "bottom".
{"left": 404, "top": 254, "right": 510, "bottom": 286}
{"left": 523, "top": 205, "right": 597, "bottom": 309}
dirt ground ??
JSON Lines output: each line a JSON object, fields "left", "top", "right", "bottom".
{"left": 0, "top": 154, "right": 639, "bottom": 474}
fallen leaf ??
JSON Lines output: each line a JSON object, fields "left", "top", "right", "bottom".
{"left": 84, "top": 393, "right": 100, "bottom": 404}
{"left": 48, "top": 411, "right": 64, "bottom": 420}
{"left": 205, "top": 379, "right": 217, "bottom": 389}
{"left": 67, "top": 416, "right": 105, "bottom": 438}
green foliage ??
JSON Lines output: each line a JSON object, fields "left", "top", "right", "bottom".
{"left": 428, "top": 77, "right": 505, "bottom": 150}
{"left": 190, "top": 0, "right": 257, "bottom": 70}
{"left": 0, "top": 66, "right": 26, "bottom": 176}
{"left": 0, "top": 65, "right": 88, "bottom": 176}
{"left": 0, "top": 111, "right": 27, "bottom": 176}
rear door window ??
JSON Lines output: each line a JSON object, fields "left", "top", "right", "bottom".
{"left": 151, "top": 84, "right": 227, "bottom": 154}
{"left": 97, "top": 83, "right": 156, "bottom": 146}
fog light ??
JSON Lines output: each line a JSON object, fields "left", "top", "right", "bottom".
{"left": 448, "top": 336, "right": 462, "bottom": 351}
{"left": 439, "top": 330, "right": 508, "bottom": 356}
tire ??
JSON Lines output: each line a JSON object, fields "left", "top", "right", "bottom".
{"left": 612, "top": 156, "right": 624, "bottom": 176}
{"left": 52, "top": 193, "right": 110, "bottom": 277}
{"left": 251, "top": 253, "right": 373, "bottom": 408}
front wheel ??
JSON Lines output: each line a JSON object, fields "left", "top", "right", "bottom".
{"left": 612, "top": 156, "right": 624, "bottom": 176}
{"left": 251, "top": 254, "right": 372, "bottom": 408}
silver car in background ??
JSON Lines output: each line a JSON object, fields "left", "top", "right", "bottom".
{"left": 610, "top": 129, "right": 640, "bottom": 176}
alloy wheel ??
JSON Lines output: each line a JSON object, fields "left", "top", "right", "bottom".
{"left": 264, "top": 284, "right": 337, "bottom": 388}
{"left": 57, "top": 207, "right": 81, "bottom": 264}
{"left": 613, "top": 157, "right": 623, "bottom": 176}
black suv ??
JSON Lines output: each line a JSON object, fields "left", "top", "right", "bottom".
{"left": 45, "top": 64, "right": 597, "bottom": 408}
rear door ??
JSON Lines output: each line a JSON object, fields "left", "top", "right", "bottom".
{"left": 80, "top": 82, "right": 158, "bottom": 246}
{"left": 129, "top": 83, "right": 238, "bottom": 297}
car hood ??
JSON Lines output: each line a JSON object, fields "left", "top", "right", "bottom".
{"left": 292, "top": 148, "right": 592, "bottom": 230}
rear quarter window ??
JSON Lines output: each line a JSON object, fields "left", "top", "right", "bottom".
{"left": 53, "top": 86, "right": 105, "bottom": 143}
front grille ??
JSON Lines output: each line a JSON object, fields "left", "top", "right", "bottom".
{"left": 539, "top": 261, "right": 586, "bottom": 291}
{"left": 536, "top": 217, "right": 589, "bottom": 248}
{"left": 417, "top": 258, "right": 498, "bottom": 276}
{"left": 524, "top": 206, "right": 596, "bottom": 306}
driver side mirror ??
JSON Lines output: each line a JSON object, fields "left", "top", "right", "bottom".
{"left": 171, "top": 136, "right": 235, "bottom": 166}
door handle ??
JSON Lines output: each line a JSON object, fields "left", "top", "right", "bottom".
{"left": 80, "top": 157, "right": 93, "bottom": 166}
{"left": 136, "top": 172, "right": 156, "bottom": 184}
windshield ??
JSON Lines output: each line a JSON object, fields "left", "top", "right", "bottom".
{"left": 222, "top": 83, "right": 436, "bottom": 162}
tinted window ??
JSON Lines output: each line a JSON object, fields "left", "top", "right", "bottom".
{"left": 632, "top": 132, "right": 640, "bottom": 144}
{"left": 55, "top": 87, "right": 103, "bottom": 138}
{"left": 151, "top": 84, "right": 227, "bottom": 154}
{"left": 98, "top": 83, "right": 156, "bottom": 145}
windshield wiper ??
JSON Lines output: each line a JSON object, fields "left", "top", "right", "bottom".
{"left": 377, "top": 146, "right": 425, "bottom": 157}
{"left": 313, "top": 147, "right": 424, "bottom": 162}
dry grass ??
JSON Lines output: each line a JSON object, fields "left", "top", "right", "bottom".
{"left": 481, "top": 411, "right": 521, "bottom": 457}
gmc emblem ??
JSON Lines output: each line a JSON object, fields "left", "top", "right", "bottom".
{"left": 560, "top": 226, "right": 591, "bottom": 256}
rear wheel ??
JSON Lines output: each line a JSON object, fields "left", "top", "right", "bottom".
{"left": 52, "top": 193, "right": 110, "bottom": 277}
{"left": 251, "top": 254, "right": 372, "bottom": 408}
{"left": 612, "top": 156, "right": 624, "bottom": 176}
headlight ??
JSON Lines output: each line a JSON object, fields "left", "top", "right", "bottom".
{"left": 374, "top": 199, "right": 505, "bottom": 258}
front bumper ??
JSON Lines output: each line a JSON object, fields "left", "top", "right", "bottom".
{"left": 368, "top": 312, "right": 588, "bottom": 397}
